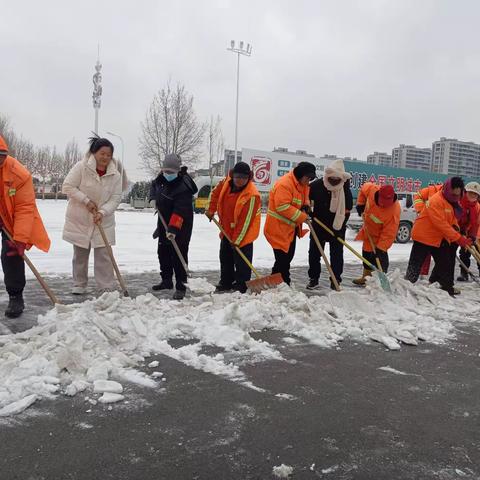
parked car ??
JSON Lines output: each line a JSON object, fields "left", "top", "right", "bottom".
{"left": 347, "top": 192, "right": 416, "bottom": 243}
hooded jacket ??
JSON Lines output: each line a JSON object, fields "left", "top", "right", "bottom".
{"left": 150, "top": 171, "right": 198, "bottom": 243}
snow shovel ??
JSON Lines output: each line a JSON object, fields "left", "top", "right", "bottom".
{"left": 456, "top": 254, "right": 480, "bottom": 285}
{"left": 157, "top": 211, "right": 191, "bottom": 278}
{"left": 305, "top": 219, "right": 341, "bottom": 291}
{"left": 210, "top": 216, "right": 283, "bottom": 293}
{"left": 96, "top": 224, "right": 129, "bottom": 297}
{"left": 312, "top": 217, "right": 392, "bottom": 293}
{"left": 1, "top": 227, "right": 60, "bottom": 305}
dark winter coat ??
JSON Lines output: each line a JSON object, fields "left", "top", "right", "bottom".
{"left": 150, "top": 172, "right": 198, "bottom": 243}
{"left": 309, "top": 178, "right": 353, "bottom": 241}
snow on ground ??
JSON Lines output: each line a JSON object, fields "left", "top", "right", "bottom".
{"left": 23, "top": 200, "right": 413, "bottom": 278}
{"left": 1, "top": 270, "right": 480, "bottom": 417}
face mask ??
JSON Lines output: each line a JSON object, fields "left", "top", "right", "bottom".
{"left": 328, "top": 177, "right": 342, "bottom": 186}
{"left": 164, "top": 173, "right": 177, "bottom": 182}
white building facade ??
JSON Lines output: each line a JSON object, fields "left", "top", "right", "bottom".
{"left": 367, "top": 152, "right": 393, "bottom": 167}
{"left": 431, "top": 138, "right": 480, "bottom": 177}
{"left": 391, "top": 144, "right": 432, "bottom": 171}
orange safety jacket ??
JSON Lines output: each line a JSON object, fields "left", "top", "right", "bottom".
{"left": 0, "top": 155, "right": 50, "bottom": 252}
{"left": 207, "top": 177, "right": 261, "bottom": 247}
{"left": 355, "top": 182, "right": 401, "bottom": 252}
{"left": 411, "top": 190, "right": 461, "bottom": 247}
{"left": 413, "top": 184, "right": 443, "bottom": 214}
{"left": 264, "top": 171, "right": 309, "bottom": 253}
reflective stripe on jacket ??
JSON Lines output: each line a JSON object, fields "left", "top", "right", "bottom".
{"left": 207, "top": 177, "right": 261, "bottom": 247}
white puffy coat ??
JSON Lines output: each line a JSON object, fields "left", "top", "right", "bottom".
{"left": 62, "top": 154, "right": 122, "bottom": 249}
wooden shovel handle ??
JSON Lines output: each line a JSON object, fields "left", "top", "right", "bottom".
{"left": 97, "top": 223, "right": 129, "bottom": 296}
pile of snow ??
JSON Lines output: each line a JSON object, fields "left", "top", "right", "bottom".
{"left": 273, "top": 464, "right": 294, "bottom": 478}
{"left": 1, "top": 272, "right": 479, "bottom": 416}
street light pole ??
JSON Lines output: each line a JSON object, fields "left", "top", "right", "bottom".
{"left": 227, "top": 40, "right": 252, "bottom": 166}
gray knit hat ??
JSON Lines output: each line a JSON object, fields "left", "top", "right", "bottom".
{"left": 163, "top": 153, "right": 182, "bottom": 173}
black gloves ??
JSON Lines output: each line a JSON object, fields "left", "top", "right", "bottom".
{"left": 356, "top": 204, "right": 365, "bottom": 216}
{"left": 301, "top": 205, "right": 312, "bottom": 216}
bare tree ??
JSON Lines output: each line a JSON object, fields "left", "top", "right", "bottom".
{"left": 35, "top": 146, "right": 53, "bottom": 200}
{"left": 205, "top": 115, "right": 224, "bottom": 179}
{"left": 139, "top": 81, "right": 206, "bottom": 177}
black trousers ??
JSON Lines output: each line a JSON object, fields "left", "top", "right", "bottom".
{"left": 405, "top": 240, "right": 455, "bottom": 292}
{"left": 1, "top": 230, "right": 26, "bottom": 296}
{"left": 459, "top": 246, "right": 480, "bottom": 274}
{"left": 219, "top": 237, "right": 253, "bottom": 292}
{"left": 363, "top": 249, "right": 389, "bottom": 273}
{"left": 272, "top": 236, "right": 296, "bottom": 285}
{"left": 157, "top": 237, "right": 189, "bottom": 291}
{"left": 308, "top": 236, "right": 344, "bottom": 283}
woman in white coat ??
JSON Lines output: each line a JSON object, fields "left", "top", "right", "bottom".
{"left": 62, "top": 137, "right": 122, "bottom": 294}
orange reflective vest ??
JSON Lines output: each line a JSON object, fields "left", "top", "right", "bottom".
{"left": 264, "top": 171, "right": 309, "bottom": 253}
{"left": 413, "top": 184, "right": 442, "bottom": 214}
{"left": 412, "top": 190, "right": 461, "bottom": 247}
{"left": 355, "top": 182, "right": 401, "bottom": 252}
{"left": 0, "top": 155, "right": 50, "bottom": 252}
{"left": 207, "top": 177, "right": 261, "bottom": 247}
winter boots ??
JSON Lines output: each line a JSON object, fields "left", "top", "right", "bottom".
{"left": 457, "top": 270, "right": 469, "bottom": 282}
{"left": 306, "top": 278, "right": 319, "bottom": 290}
{"left": 152, "top": 281, "right": 173, "bottom": 291}
{"left": 172, "top": 290, "right": 186, "bottom": 300}
{"left": 352, "top": 269, "right": 372, "bottom": 286}
{"left": 5, "top": 294, "right": 24, "bottom": 319}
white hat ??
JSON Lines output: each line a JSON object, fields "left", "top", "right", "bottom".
{"left": 465, "top": 181, "right": 480, "bottom": 196}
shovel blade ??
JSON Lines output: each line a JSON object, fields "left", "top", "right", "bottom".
{"left": 376, "top": 271, "right": 392, "bottom": 292}
{"left": 247, "top": 273, "right": 283, "bottom": 294}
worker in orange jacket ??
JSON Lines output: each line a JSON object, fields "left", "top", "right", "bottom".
{"left": 352, "top": 183, "right": 401, "bottom": 285}
{"left": 413, "top": 183, "right": 443, "bottom": 276}
{"left": 264, "top": 162, "right": 316, "bottom": 285}
{"left": 0, "top": 135, "right": 50, "bottom": 318}
{"left": 206, "top": 162, "right": 261, "bottom": 293}
{"left": 405, "top": 177, "right": 470, "bottom": 296}
{"left": 457, "top": 181, "right": 480, "bottom": 281}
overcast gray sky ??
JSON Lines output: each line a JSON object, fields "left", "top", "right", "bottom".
{"left": 2, "top": 0, "right": 480, "bottom": 180}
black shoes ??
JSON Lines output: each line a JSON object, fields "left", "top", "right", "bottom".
{"left": 152, "top": 281, "right": 174, "bottom": 291}
{"left": 214, "top": 284, "right": 233, "bottom": 293}
{"left": 5, "top": 295, "right": 25, "bottom": 319}
{"left": 172, "top": 290, "right": 186, "bottom": 300}
{"left": 457, "top": 274, "right": 469, "bottom": 282}
{"left": 306, "top": 278, "right": 319, "bottom": 290}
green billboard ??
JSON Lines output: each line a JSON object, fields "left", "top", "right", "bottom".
{"left": 343, "top": 160, "right": 476, "bottom": 197}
